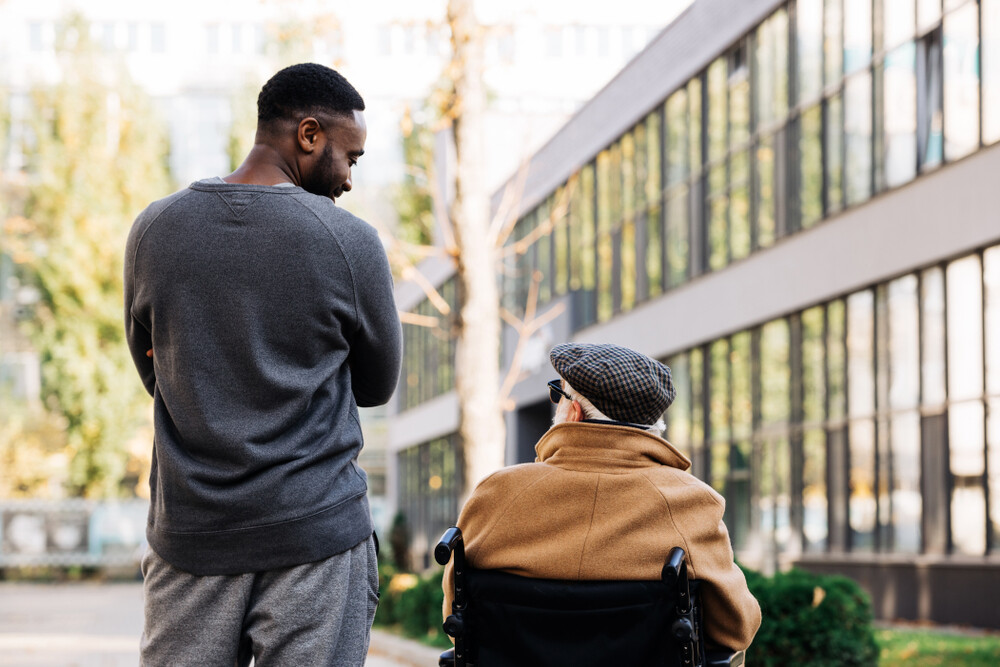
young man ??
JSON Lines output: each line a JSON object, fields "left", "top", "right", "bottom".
{"left": 444, "top": 343, "right": 761, "bottom": 653}
{"left": 125, "top": 63, "right": 401, "bottom": 666}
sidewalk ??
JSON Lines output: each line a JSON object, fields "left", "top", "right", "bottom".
{"left": 367, "top": 629, "right": 444, "bottom": 667}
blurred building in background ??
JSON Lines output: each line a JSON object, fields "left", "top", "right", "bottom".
{"left": 0, "top": 0, "right": 689, "bottom": 545}
{"left": 392, "top": 0, "right": 1000, "bottom": 628}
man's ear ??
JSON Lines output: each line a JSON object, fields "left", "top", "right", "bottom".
{"left": 568, "top": 400, "right": 583, "bottom": 422}
{"left": 297, "top": 117, "right": 322, "bottom": 153}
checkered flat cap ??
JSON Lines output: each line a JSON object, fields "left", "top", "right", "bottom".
{"left": 550, "top": 343, "right": 675, "bottom": 425}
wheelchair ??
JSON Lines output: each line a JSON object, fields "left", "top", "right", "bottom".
{"left": 435, "top": 527, "right": 745, "bottom": 667}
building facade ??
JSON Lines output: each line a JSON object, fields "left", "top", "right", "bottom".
{"left": 391, "top": 0, "right": 1000, "bottom": 627}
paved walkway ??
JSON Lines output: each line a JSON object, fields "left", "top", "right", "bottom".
{"left": 0, "top": 582, "right": 441, "bottom": 666}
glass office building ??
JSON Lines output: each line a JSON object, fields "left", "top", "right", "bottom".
{"left": 391, "top": 0, "right": 1000, "bottom": 626}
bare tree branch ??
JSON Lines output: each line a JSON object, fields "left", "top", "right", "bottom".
{"left": 398, "top": 310, "right": 441, "bottom": 328}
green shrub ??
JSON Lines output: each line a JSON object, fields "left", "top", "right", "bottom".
{"left": 742, "top": 566, "right": 878, "bottom": 666}
{"left": 373, "top": 561, "right": 399, "bottom": 626}
{"left": 373, "top": 565, "right": 449, "bottom": 646}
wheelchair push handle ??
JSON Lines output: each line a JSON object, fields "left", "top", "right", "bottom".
{"left": 436, "top": 526, "right": 464, "bottom": 566}
{"left": 662, "top": 546, "right": 687, "bottom": 586}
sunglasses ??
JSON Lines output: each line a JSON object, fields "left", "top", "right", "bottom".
{"left": 548, "top": 379, "right": 572, "bottom": 405}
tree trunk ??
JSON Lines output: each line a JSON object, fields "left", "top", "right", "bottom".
{"left": 447, "top": 0, "right": 506, "bottom": 502}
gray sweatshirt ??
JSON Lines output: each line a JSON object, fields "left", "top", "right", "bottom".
{"left": 124, "top": 179, "right": 401, "bottom": 575}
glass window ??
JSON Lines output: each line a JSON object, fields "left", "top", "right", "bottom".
{"left": 803, "top": 428, "right": 829, "bottom": 552}
{"left": 730, "top": 49, "right": 751, "bottom": 148}
{"left": 554, "top": 189, "right": 569, "bottom": 296}
{"left": 667, "top": 353, "right": 692, "bottom": 457}
{"left": 918, "top": 0, "right": 943, "bottom": 32}
{"left": 802, "top": 306, "right": 826, "bottom": 424}
{"left": 989, "top": 397, "right": 1000, "bottom": 551}
{"left": 666, "top": 89, "right": 689, "bottom": 186}
{"left": 918, "top": 30, "right": 945, "bottom": 171}
{"left": 755, "top": 10, "right": 789, "bottom": 130}
{"left": 950, "top": 400, "right": 986, "bottom": 555}
{"left": 825, "top": 0, "right": 845, "bottom": 85}
{"left": 596, "top": 151, "right": 614, "bottom": 322}
{"left": 761, "top": 320, "right": 791, "bottom": 425}
{"left": 708, "top": 58, "right": 728, "bottom": 164}
{"left": 985, "top": 0, "right": 1000, "bottom": 145}
{"left": 732, "top": 332, "right": 753, "bottom": 440}
{"left": 798, "top": 0, "right": 825, "bottom": 102}
{"left": 889, "top": 275, "right": 921, "bottom": 410}
{"left": 921, "top": 267, "right": 947, "bottom": 406}
{"left": 708, "top": 164, "right": 728, "bottom": 272}
{"left": 799, "top": 105, "right": 824, "bottom": 229}
{"left": 891, "top": 411, "right": 922, "bottom": 552}
{"left": 828, "top": 299, "right": 847, "bottom": 420}
{"left": 985, "top": 246, "right": 1000, "bottom": 396}
{"left": 730, "top": 150, "right": 750, "bottom": 261}
{"left": 537, "top": 200, "right": 552, "bottom": 305}
{"left": 711, "top": 340, "right": 731, "bottom": 443}
{"left": 691, "top": 347, "right": 705, "bottom": 457}
{"left": 848, "top": 290, "right": 875, "bottom": 417}
{"left": 646, "top": 113, "right": 662, "bottom": 207}
{"left": 943, "top": 3, "right": 980, "bottom": 161}
{"left": 825, "top": 93, "right": 845, "bottom": 214}
{"left": 844, "top": 70, "right": 873, "bottom": 206}
{"left": 947, "top": 255, "right": 984, "bottom": 401}
{"left": 755, "top": 134, "right": 777, "bottom": 248}
{"left": 689, "top": 78, "right": 703, "bottom": 175}
{"left": 647, "top": 203, "right": 663, "bottom": 298}
{"left": 665, "top": 186, "right": 689, "bottom": 288}
{"left": 844, "top": 0, "right": 873, "bottom": 72}
{"left": 884, "top": 0, "right": 917, "bottom": 50}
{"left": 621, "top": 217, "right": 636, "bottom": 312}
{"left": 849, "top": 419, "right": 877, "bottom": 551}
{"left": 883, "top": 42, "right": 918, "bottom": 188}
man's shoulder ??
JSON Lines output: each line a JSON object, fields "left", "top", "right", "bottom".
{"left": 288, "top": 194, "right": 381, "bottom": 253}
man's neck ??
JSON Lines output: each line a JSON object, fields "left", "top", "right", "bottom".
{"left": 225, "top": 144, "right": 297, "bottom": 187}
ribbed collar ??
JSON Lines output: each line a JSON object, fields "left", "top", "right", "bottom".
{"left": 534, "top": 421, "right": 691, "bottom": 472}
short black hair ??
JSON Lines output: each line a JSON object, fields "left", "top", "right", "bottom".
{"left": 257, "top": 63, "right": 365, "bottom": 125}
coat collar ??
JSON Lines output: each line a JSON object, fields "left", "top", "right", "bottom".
{"left": 534, "top": 421, "right": 692, "bottom": 472}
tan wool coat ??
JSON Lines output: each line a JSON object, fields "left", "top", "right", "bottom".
{"left": 443, "top": 421, "right": 761, "bottom": 652}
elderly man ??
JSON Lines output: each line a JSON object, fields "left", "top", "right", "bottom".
{"left": 444, "top": 343, "right": 761, "bottom": 652}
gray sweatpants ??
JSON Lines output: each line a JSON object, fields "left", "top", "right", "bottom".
{"left": 140, "top": 536, "right": 378, "bottom": 667}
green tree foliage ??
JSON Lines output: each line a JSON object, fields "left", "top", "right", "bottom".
{"left": 3, "top": 16, "right": 173, "bottom": 498}
{"left": 392, "top": 105, "right": 436, "bottom": 250}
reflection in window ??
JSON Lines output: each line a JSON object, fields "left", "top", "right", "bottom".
{"left": 596, "top": 151, "right": 613, "bottom": 322}
{"left": 844, "top": 71, "right": 873, "bottom": 206}
{"left": 689, "top": 78, "right": 703, "bottom": 175}
{"left": 665, "top": 186, "right": 689, "bottom": 287}
{"left": 798, "top": 0, "right": 824, "bottom": 103}
{"left": 667, "top": 353, "right": 692, "bottom": 458}
{"left": 708, "top": 164, "right": 728, "bottom": 272}
{"left": 950, "top": 400, "right": 986, "bottom": 555}
{"left": 985, "top": 247, "right": 1000, "bottom": 396}
{"left": 828, "top": 300, "right": 847, "bottom": 420}
{"left": 883, "top": 42, "right": 918, "bottom": 189}
{"left": 666, "top": 89, "right": 689, "bottom": 185}
{"left": 755, "top": 135, "right": 776, "bottom": 248}
{"left": 710, "top": 340, "right": 731, "bottom": 443}
{"left": 946, "top": 255, "right": 984, "bottom": 402}
{"left": 825, "top": 94, "right": 845, "bottom": 215}
{"left": 989, "top": 398, "right": 1000, "bottom": 552}
{"left": 731, "top": 332, "right": 753, "bottom": 440}
{"left": 918, "top": 30, "right": 944, "bottom": 171}
{"left": 943, "top": 4, "right": 980, "bottom": 161}
{"left": 803, "top": 428, "right": 828, "bottom": 552}
{"left": 755, "top": 10, "right": 789, "bottom": 130}
{"left": 849, "top": 419, "right": 877, "bottom": 551}
{"left": 708, "top": 59, "right": 728, "bottom": 164}
{"left": 802, "top": 307, "right": 826, "bottom": 424}
{"left": 554, "top": 190, "right": 569, "bottom": 297}
{"left": 691, "top": 347, "right": 705, "bottom": 454}
{"left": 985, "top": 0, "right": 1000, "bottom": 144}
{"left": 761, "top": 320, "right": 790, "bottom": 425}
{"left": 825, "top": 0, "right": 844, "bottom": 85}
{"left": 921, "top": 267, "right": 947, "bottom": 406}
{"left": 730, "top": 150, "right": 750, "bottom": 261}
{"left": 798, "top": 106, "right": 823, "bottom": 229}
{"left": 843, "top": 0, "right": 873, "bottom": 73}
{"left": 890, "top": 412, "right": 922, "bottom": 552}
{"left": 883, "top": 0, "right": 916, "bottom": 50}
{"left": 847, "top": 291, "right": 875, "bottom": 417}
{"left": 760, "top": 438, "right": 792, "bottom": 554}
{"left": 888, "top": 275, "right": 920, "bottom": 410}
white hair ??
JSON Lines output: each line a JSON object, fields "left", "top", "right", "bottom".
{"left": 561, "top": 381, "right": 666, "bottom": 438}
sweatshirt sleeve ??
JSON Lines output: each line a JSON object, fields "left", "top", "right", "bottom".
{"left": 345, "top": 224, "right": 402, "bottom": 407}
{"left": 124, "top": 213, "right": 156, "bottom": 397}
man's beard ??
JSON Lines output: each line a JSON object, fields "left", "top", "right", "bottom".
{"left": 302, "top": 143, "right": 337, "bottom": 200}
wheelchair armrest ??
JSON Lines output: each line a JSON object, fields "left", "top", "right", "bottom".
{"left": 436, "top": 526, "right": 463, "bottom": 566}
{"left": 438, "top": 647, "right": 456, "bottom": 667}
{"left": 705, "top": 649, "right": 745, "bottom": 667}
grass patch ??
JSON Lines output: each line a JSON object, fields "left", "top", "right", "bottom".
{"left": 878, "top": 627, "right": 1000, "bottom": 666}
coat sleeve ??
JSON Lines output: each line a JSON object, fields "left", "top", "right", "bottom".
{"left": 672, "top": 484, "right": 761, "bottom": 652}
